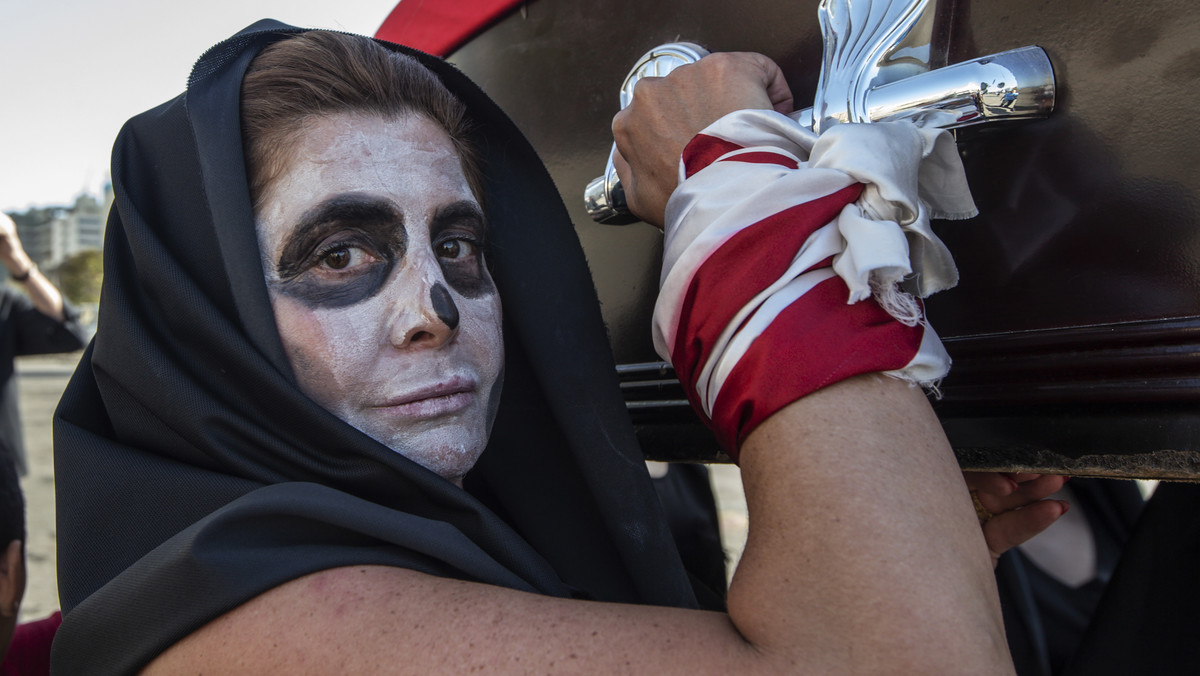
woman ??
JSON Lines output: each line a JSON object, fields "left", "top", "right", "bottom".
{"left": 52, "top": 22, "right": 1063, "bottom": 673}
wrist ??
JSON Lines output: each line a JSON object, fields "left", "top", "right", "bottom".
{"left": 10, "top": 260, "right": 35, "bottom": 282}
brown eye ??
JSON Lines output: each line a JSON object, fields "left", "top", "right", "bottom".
{"left": 315, "top": 244, "right": 376, "bottom": 272}
{"left": 323, "top": 248, "right": 351, "bottom": 269}
{"left": 436, "top": 238, "right": 476, "bottom": 260}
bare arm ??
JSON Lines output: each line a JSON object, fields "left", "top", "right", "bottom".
{"left": 145, "top": 53, "right": 1060, "bottom": 674}
{"left": 146, "top": 377, "right": 1023, "bottom": 675}
{"left": 0, "top": 213, "right": 65, "bottom": 321}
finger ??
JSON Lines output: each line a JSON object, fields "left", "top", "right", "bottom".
{"left": 1006, "top": 472, "right": 1044, "bottom": 483}
{"left": 983, "top": 499, "right": 1069, "bottom": 560}
{"left": 612, "top": 147, "right": 631, "bottom": 189}
{"left": 608, "top": 148, "right": 640, "bottom": 220}
{"left": 998, "top": 474, "right": 1068, "bottom": 511}
{"left": 962, "top": 471, "right": 1019, "bottom": 497}
{"left": 977, "top": 474, "right": 1067, "bottom": 515}
{"left": 747, "top": 52, "right": 794, "bottom": 114}
{"left": 610, "top": 145, "right": 668, "bottom": 228}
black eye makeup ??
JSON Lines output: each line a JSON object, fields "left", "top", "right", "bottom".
{"left": 272, "top": 194, "right": 407, "bottom": 308}
{"left": 430, "top": 200, "right": 494, "bottom": 299}
{"left": 430, "top": 282, "right": 460, "bottom": 330}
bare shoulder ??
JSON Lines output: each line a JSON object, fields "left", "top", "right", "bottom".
{"left": 141, "top": 565, "right": 752, "bottom": 675}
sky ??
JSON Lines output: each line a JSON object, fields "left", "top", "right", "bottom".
{"left": 0, "top": 0, "right": 398, "bottom": 213}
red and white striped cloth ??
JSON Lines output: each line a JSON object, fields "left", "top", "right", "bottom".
{"left": 654, "top": 109, "right": 978, "bottom": 458}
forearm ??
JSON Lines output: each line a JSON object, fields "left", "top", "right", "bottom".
{"left": 16, "top": 267, "right": 66, "bottom": 321}
{"left": 144, "top": 379, "right": 1013, "bottom": 676}
{"left": 728, "top": 374, "right": 1012, "bottom": 672}
{"left": 3, "top": 251, "right": 65, "bottom": 321}
{"left": 639, "top": 89, "right": 1008, "bottom": 669}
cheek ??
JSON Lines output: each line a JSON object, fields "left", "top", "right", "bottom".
{"left": 459, "top": 292, "right": 504, "bottom": 376}
{"left": 271, "top": 294, "right": 380, "bottom": 406}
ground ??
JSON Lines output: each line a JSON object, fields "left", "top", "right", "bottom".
{"left": 16, "top": 352, "right": 78, "bottom": 622}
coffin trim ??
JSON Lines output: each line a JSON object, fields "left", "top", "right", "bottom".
{"left": 620, "top": 315, "right": 1200, "bottom": 474}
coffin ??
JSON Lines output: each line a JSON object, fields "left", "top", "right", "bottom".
{"left": 381, "top": 0, "right": 1200, "bottom": 479}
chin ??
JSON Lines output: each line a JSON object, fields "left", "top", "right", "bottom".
{"left": 380, "top": 431, "right": 486, "bottom": 484}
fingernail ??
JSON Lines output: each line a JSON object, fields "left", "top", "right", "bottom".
{"left": 1059, "top": 500, "right": 1070, "bottom": 514}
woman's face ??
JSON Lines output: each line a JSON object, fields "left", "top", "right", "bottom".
{"left": 254, "top": 113, "right": 503, "bottom": 486}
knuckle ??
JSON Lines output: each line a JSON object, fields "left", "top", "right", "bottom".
{"left": 631, "top": 75, "right": 664, "bottom": 100}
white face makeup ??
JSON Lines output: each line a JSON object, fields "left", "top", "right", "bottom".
{"left": 255, "top": 113, "right": 503, "bottom": 486}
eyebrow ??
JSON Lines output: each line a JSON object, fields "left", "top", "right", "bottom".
{"left": 277, "top": 193, "right": 402, "bottom": 276}
{"left": 431, "top": 200, "right": 487, "bottom": 232}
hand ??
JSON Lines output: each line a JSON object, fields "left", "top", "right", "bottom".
{"left": 0, "top": 213, "right": 29, "bottom": 273}
{"left": 0, "top": 213, "right": 18, "bottom": 259}
{"left": 963, "top": 472, "right": 1069, "bottom": 567}
{"left": 612, "top": 52, "right": 794, "bottom": 227}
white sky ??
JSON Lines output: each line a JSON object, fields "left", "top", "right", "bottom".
{"left": 0, "top": 0, "right": 397, "bottom": 213}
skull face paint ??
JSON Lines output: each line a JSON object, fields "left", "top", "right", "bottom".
{"left": 430, "top": 283, "right": 459, "bottom": 330}
{"left": 255, "top": 113, "right": 503, "bottom": 486}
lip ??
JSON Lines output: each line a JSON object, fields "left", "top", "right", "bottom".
{"left": 372, "top": 376, "right": 477, "bottom": 419}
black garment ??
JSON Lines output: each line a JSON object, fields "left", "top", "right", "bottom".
{"left": 652, "top": 464, "right": 728, "bottom": 607}
{"left": 1064, "top": 482, "right": 1200, "bottom": 675}
{"left": 997, "top": 479, "right": 1144, "bottom": 676}
{"left": 51, "top": 22, "right": 698, "bottom": 674}
{"left": 1000, "top": 479, "right": 1200, "bottom": 676}
{"left": 0, "top": 289, "right": 86, "bottom": 474}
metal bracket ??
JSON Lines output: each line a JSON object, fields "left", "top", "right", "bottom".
{"left": 584, "top": 0, "right": 1056, "bottom": 224}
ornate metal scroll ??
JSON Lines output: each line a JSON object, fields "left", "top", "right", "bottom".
{"left": 584, "top": 0, "right": 1056, "bottom": 223}
{"left": 813, "top": 0, "right": 937, "bottom": 131}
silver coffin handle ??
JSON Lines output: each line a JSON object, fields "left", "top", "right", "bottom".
{"left": 801, "top": 45, "right": 1056, "bottom": 129}
{"left": 584, "top": 43, "right": 710, "bottom": 225}
{"left": 587, "top": 44, "right": 1055, "bottom": 224}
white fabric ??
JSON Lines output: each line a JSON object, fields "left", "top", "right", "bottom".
{"left": 655, "top": 109, "right": 974, "bottom": 361}
{"left": 652, "top": 110, "right": 971, "bottom": 411}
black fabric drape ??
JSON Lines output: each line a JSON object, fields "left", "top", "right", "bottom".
{"left": 996, "top": 479, "right": 1144, "bottom": 676}
{"left": 51, "top": 20, "right": 697, "bottom": 674}
{"left": 1063, "top": 482, "right": 1200, "bottom": 675}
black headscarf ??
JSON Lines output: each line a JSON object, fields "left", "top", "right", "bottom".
{"left": 51, "top": 20, "right": 697, "bottom": 674}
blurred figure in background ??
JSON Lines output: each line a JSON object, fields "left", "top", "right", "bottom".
{"left": 997, "top": 478, "right": 1144, "bottom": 675}
{"left": 0, "top": 214, "right": 87, "bottom": 474}
{"left": 999, "top": 478, "right": 1200, "bottom": 675}
{"left": 0, "top": 443, "right": 58, "bottom": 675}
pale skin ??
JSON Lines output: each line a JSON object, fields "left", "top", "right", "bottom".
{"left": 145, "top": 52, "right": 1067, "bottom": 674}
{"left": 0, "top": 213, "right": 65, "bottom": 321}
{"left": 0, "top": 539, "right": 24, "bottom": 662}
{"left": 254, "top": 114, "right": 503, "bottom": 487}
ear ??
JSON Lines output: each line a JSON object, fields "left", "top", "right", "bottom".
{"left": 0, "top": 539, "right": 25, "bottom": 618}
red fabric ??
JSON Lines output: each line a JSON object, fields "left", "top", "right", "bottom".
{"left": 670, "top": 132, "right": 925, "bottom": 456}
{"left": 375, "top": 0, "right": 523, "bottom": 57}
{"left": 670, "top": 184, "right": 864, "bottom": 410}
{"left": 682, "top": 135, "right": 745, "bottom": 178}
{"left": 710, "top": 277, "right": 924, "bottom": 453}
{"left": 681, "top": 135, "right": 800, "bottom": 179}
{"left": 717, "top": 151, "right": 800, "bottom": 170}
{"left": 0, "top": 611, "right": 61, "bottom": 676}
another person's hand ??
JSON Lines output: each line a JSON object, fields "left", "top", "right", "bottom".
{"left": 611, "top": 52, "right": 794, "bottom": 227}
{"left": 0, "top": 213, "right": 32, "bottom": 279}
{"left": 963, "top": 472, "right": 1069, "bottom": 567}
{"left": 0, "top": 214, "right": 22, "bottom": 264}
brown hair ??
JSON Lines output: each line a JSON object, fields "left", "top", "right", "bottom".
{"left": 240, "top": 31, "right": 482, "bottom": 210}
